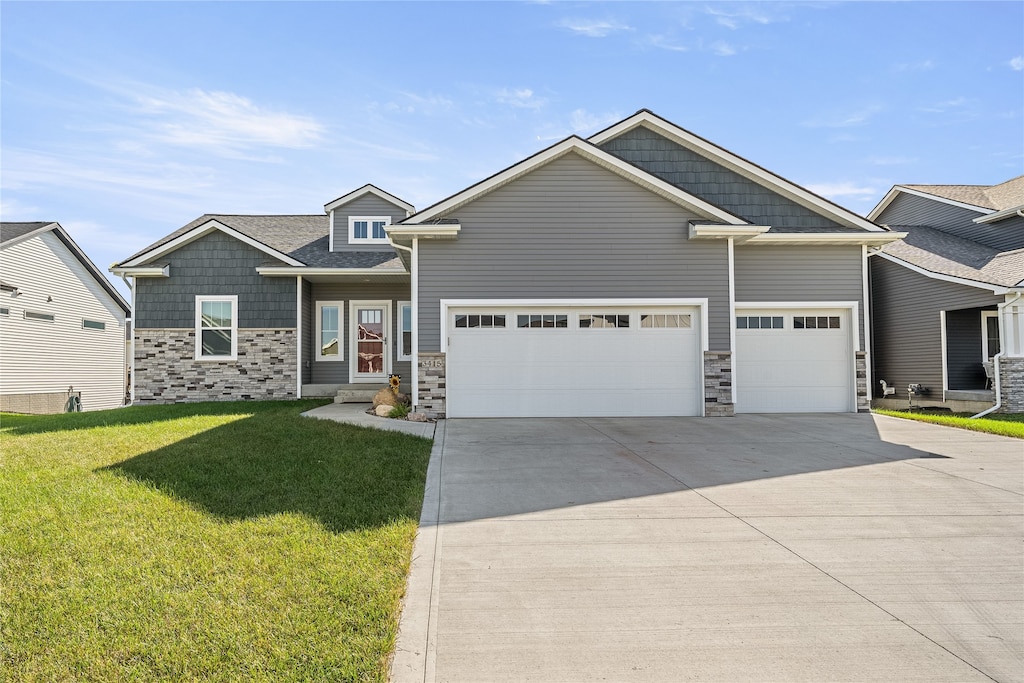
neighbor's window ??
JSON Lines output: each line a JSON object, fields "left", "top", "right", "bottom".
{"left": 640, "top": 313, "right": 692, "bottom": 329}
{"left": 399, "top": 302, "right": 413, "bottom": 360}
{"left": 82, "top": 319, "right": 106, "bottom": 330}
{"left": 195, "top": 296, "right": 237, "bottom": 360}
{"left": 579, "top": 313, "right": 629, "bottom": 329}
{"left": 0, "top": 307, "right": 8, "bottom": 316}
{"left": 24, "top": 310, "right": 55, "bottom": 322}
{"left": 349, "top": 216, "right": 390, "bottom": 243}
{"left": 317, "top": 301, "right": 343, "bottom": 361}
{"left": 737, "top": 316, "right": 783, "bottom": 329}
{"left": 793, "top": 316, "right": 840, "bottom": 330}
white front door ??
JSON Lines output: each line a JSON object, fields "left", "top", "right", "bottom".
{"left": 350, "top": 301, "right": 391, "bottom": 383}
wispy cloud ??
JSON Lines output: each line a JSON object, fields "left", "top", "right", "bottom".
{"left": 645, "top": 34, "right": 689, "bottom": 52}
{"left": 1010, "top": 56, "right": 1023, "bottom": 71}
{"left": 895, "top": 59, "right": 935, "bottom": 72}
{"left": 134, "top": 88, "right": 324, "bottom": 154}
{"left": 704, "top": 5, "right": 782, "bottom": 29}
{"left": 802, "top": 105, "right": 883, "bottom": 128}
{"left": 805, "top": 181, "right": 880, "bottom": 200}
{"left": 536, "top": 109, "right": 622, "bottom": 141}
{"left": 711, "top": 41, "right": 737, "bottom": 57}
{"left": 496, "top": 88, "right": 547, "bottom": 110}
{"left": 557, "top": 18, "right": 632, "bottom": 38}
{"left": 919, "top": 96, "right": 968, "bottom": 113}
{"left": 0, "top": 197, "right": 43, "bottom": 221}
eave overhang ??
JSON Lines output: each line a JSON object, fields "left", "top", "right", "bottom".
{"left": 255, "top": 266, "right": 409, "bottom": 284}
{"left": 688, "top": 224, "right": 771, "bottom": 242}
{"left": 870, "top": 251, "right": 1013, "bottom": 295}
{"left": 324, "top": 184, "right": 415, "bottom": 215}
{"left": 742, "top": 232, "right": 908, "bottom": 246}
{"left": 117, "top": 219, "right": 305, "bottom": 269}
{"left": 110, "top": 265, "right": 169, "bottom": 278}
{"left": 385, "top": 223, "right": 462, "bottom": 246}
{"left": 974, "top": 205, "right": 1024, "bottom": 224}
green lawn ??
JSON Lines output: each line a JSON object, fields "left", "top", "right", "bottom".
{"left": 874, "top": 408, "right": 1024, "bottom": 439}
{"left": 0, "top": 400, "right": 433, "bottom": 682}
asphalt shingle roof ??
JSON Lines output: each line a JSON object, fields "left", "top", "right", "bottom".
{"left": 118, "top": 214, "right": 405, "bottom": 271}
{"left": 903, "top": 175, "right": 1024, "bottom": 211}
{"left": 883, "top": 225, "right": 1024, "bottom": 288}
{"left": 1, "top": 222, "right": 55, "bottom": 246}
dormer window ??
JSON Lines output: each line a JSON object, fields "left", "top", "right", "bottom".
{"left": 349, "top": 216, "right": 391, "bottom": 244}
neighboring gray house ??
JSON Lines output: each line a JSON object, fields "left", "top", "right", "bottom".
{"left": 1, "top": 222, "right": 130, "bottom": 413}
{"left": 868, "top": 176, "right": 1024, "bottom": 413}
{"left": 113, "top": 109, "right": 904, "bottom": 417}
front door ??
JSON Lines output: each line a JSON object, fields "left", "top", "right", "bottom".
{"left": 350, "top": 302, "right": 390, "bottom": 383}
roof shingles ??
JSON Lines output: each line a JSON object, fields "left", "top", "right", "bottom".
{"left": 883, "top": 225, "right": 1024, "bottom": 288}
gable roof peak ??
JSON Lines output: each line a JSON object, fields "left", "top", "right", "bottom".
{"left": 323, "top": 183, "right": 414, "bottom": 215}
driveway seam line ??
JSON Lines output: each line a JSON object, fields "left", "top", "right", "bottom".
{"left": 580, "top": 418, "right": 1002, "bottom": 683}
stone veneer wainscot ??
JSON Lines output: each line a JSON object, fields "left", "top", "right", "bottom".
{"left": 704, "top": 351, "right": 734, "bottom": 417}
{"left": 134, "top": 329, "right": 297, "bottom": 403}
{"left": 998, "top": 357, "right": 1024, "bottom": 413}
{"left": 417, "top": 352, "right": 446, "bottom": 419}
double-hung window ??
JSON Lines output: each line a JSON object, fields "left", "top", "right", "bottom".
{"left": 349, "top": 216, "right": 391, "bottom": 244}
{"left": 317, "top": 301, "right": 344, "bottom": 361}
{"left": 398, "top": 301, "right": 412, "bottom": 361}
{"left": 196, "top": 296, "right": 237, "bottom": 361}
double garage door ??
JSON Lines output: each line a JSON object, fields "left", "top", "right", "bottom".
{"left": 445, "top": 303, "right": 854, "bottom": 417}
{"left": 446, "top": 304, "right": 703, "bottom": 418}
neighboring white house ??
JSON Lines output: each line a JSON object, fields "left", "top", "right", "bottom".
{"left": 1, "top": 222, "right": 130, "bottom": 413}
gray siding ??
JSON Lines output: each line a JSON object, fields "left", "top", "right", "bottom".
{"left": 734, "top": 245, "right": 866, "bottom": 347}
{"left": 599, "top": 126, "right": 843, "bottom": 229}
{"left": 135, "top": 231, "right": 296, "bottom": 329}
{"left": 308, "top": 282, "right": 412, "bottom": 384}
{"left": 876, "top": 193, "right": 1024, "bottom": 251}
{"left": 300, "top": 278, "right": 312, "bottom": 384}
{"left": 870, "top": 256, "right": 999, "bottom": 398}
{"left": 332, "top": 195, "right": 410, "bottom": 252}
{"left": 945, "top": 308, "right": 988, "bottom": 390}
{"left": 417, "top": 153, "right": 731, "bottom": 351}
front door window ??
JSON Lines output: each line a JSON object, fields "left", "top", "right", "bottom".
{"left": 356, "top": 307, "right": 386, "bottom": 376}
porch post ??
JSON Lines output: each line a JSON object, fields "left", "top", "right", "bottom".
{"left": 998, "top": 293, "right": 1024, "bottom": 412}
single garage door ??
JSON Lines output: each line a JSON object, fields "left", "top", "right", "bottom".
{"left": 735, "top": 308, "right": 853, "bottom": 413}
{"left": 446, "top": 305, "right": 702, "bottom": 418}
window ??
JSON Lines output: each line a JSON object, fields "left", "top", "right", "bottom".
{"left": 398, "top": 302, "right": 412, "bottom": 360}
{"left": 793, "top": 316, "right": 840, "bottom": 330}
{"left": 83, "top": 319, "right": 106, "bottom": 330}
{"left": 0, "top": 307, "right": 8, "bottom": 316}
{"left": 455, "top": 313, "right": 508, "bottom": 328}
{"left": 195, "top": 296, "right": 237, "bottom": 361}
{"left": 24, "top": 311, "right": 55, "bottom": 322}
{"left": 516, "top": 313, "right": 567, "bottom": 329}
{"left": 579, "top": 313, "right": 629, "bottom": 329}
{"left": 349, "top": 216, "right": 391, "bottom": 244}
{"left": 982, "top": 311, "right": 1000, "bottom": 361}
{"left": 641, "top": 313, "right": 692, "bottom": 329}
{"left": 737, "top": 316, "right": 783, "bottom": 329}
{"left": 316, "top": 302, "right": 343, "bottom": 361}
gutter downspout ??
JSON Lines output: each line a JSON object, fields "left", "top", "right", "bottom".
{"left": 391, "top": 240, "right": 418, "bottom": 409}
{"left": 971, "top": 291, "right": 1022, "bottom": 418}
{"left": 119, "top": 274, "right": 135, "bottom": 404}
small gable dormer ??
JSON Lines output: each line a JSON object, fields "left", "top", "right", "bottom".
{"left": 324, "top": 184, "right": 415, "bottom": 251}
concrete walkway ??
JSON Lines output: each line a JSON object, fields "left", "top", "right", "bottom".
{"left": 392, "top": 413, "right": 1023, "bottom": 683}
{"left": 302, "top": 402, "right": 436, "bottom": 439}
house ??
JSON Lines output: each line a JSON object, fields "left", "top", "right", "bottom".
{"left": 1, "top": 222, "right": 130, "bottom": 413}
{"left": 868, "top": 176, "right": 1024, "bottom": 413}
{"left": 112, "top": 109, "right": 906, "bottom": 418}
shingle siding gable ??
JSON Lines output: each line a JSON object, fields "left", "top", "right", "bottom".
{"left": 598, "top": 126, "right": 842, "bottom": 229}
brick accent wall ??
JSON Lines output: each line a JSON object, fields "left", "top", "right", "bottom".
{"left": 855, "top": 351, "right": 870, "bottom": 413}
{"left": 134, "top": 329, "right": 297, "bottom": 403}
{"left": 998, "top": 357, "right": 1024, "bottom": 413}
{"left": 704, "top": 351, "right": 734, "bottom": 417}
{"left": 417, "top": 352, "right": 446, "bottom": 419}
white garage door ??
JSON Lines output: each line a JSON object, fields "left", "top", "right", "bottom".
{"left": 446, "top": 305, "right": 702, "bottom": 418}
{"left": 735, "top": 308, "right": 853, "bottom": 413}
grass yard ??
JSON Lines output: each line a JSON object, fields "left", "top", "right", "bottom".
{"left": 0, "top": 400, "right": 433, "bottom": 682}
{"left": 874, "top": 408, "right": 1024, "bottom": 439}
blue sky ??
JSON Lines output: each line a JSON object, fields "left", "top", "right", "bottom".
{"left": 2, "top": 1, "right": 1022, "bottom": 296}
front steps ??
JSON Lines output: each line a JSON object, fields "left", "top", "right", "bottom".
{"left": 333, "top": 384, "right": 378, "bottom": 403}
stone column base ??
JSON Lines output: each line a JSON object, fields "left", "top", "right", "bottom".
{"left": 856, "top": 351, "right": 870, "bottom": 413}
{"left": 998, "top": 357, "right": 1024, "bottom": 412}
{"left": 417, "top": 352, "right": 446, "bottom": 418}
{"left": 704, "top": 351, "right": 734, "bottom": 417}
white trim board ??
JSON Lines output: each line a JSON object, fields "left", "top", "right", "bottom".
{"left": 439, "top": 298, "right": 710, "bottom": 354}
{"left": 324, "top": 184, "right": 415, "bottom": 214}
{"left": 406, "top": 137, "right": 747, "bottom": 226}
{"left": 119, "top": 220, "right": 304, "bottom": 268}
{"left": 589, "top": 110, "right": 885, "bottom": 233}
{"left": 868, "top": 185, "right": 994, "bottom": 221}
{"left": 871, "top": 250, "right": 1011, "bottom": 294}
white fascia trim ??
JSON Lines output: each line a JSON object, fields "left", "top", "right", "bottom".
{"left": 869, "top": 185, "right": 994, "bottom": 221}
{"left": 589, "top": 112, "right": 884, "bottom": 232}
{"left": 256, "top": 267, "right": 408, "bottom": 277}
{"left": 439, "top": 297, "right": 710, "bottom": 353}
{"left": 119, "top": 220, "right": 304, "bottom": 268}
{"left": 324, "top": 184, "right": 415, "bottom": 214}
{"left": 871, "top": 251, "right": 1009, "bottom": 294}
{"left": 328, "top": 210, "right": 335, "bottom": 252}
{"left": 0, "top": 222, "right": 59, "bottom": 250}
{"left": 110, "top": 265, "right": 170, "bottom": 277}
{"left": 974, "top": 205, "right": 1024, "bottom": 224}
{"left": 690, "top": 224, "right": 771, "bottom": 241}
{"left": 745, "top": 232, "right": 908, "bottom": 246}
{"left": 408, "top": 137, "right": 747, "bottom": 226}
{"left": 386, "top": 224, "right": 462, "bottom": 240}
{"left": 861, "top": 244, "right": 872, "bottom": 395}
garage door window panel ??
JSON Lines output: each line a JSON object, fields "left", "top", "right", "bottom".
{"left": 579, "top": 313, "right": 629, "bottom": 329}
{"left": 517, "top": 314, "right": 567, "bottom": 329}
{"left": 456, "top": 313, "right": 507, "bottom": 329}
{"left": 641, "top": 313, "right": 692, "bottom": 329}
{"left": 736, "top": 316, "right": 783, "bottom": 329}
{"left": 793, "top": 316, "right": 841, "bottom": 329}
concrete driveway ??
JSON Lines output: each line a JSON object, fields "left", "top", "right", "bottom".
{"left": 391, "top": 414, "right": 1023, "bottom": 683}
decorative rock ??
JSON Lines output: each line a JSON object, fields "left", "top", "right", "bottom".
{"left": 407, "top": 412, "right": 428, "bottom": 422}
{"left": 372, "top": 387, "right": 399, "bottom": 408}
{"left": 374, "top": 404, "right": 394, "bottom": 417}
